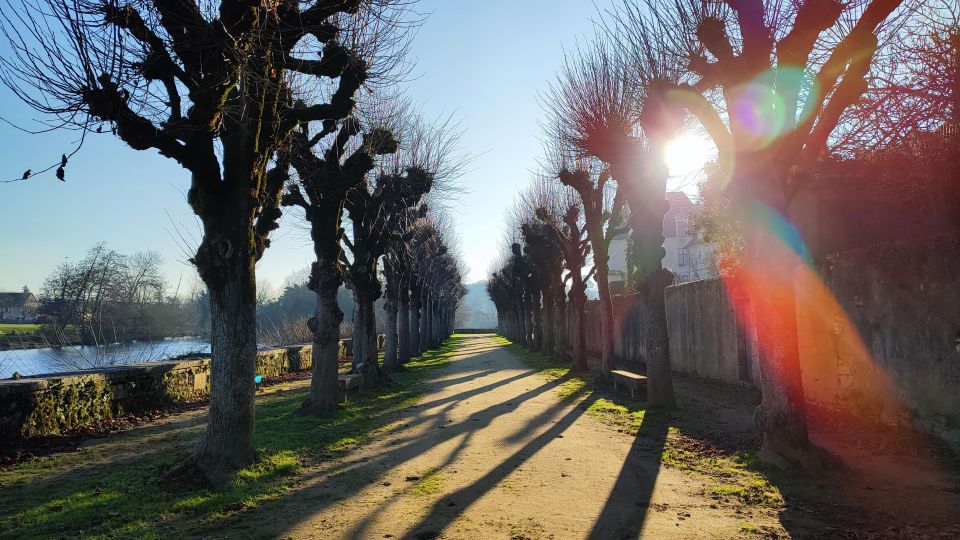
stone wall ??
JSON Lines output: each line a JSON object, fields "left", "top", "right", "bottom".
{"left": 1, "top": 345, "right": 311, "bottom": 441}
{"left": 795, "top": 230, "right": 960, "bottom": 448}
{"left": 664, "top": 279, "right": 760, "bottom": 386}
{"left": 660, "top": 231, "right": 960, "bottom": 450}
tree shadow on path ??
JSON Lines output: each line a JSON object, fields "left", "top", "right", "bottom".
{"left": 586, "top": 409, "right": 669, "bottom": 540}
{"left": 400, "top": 394, "right": 599, "bottom": 540}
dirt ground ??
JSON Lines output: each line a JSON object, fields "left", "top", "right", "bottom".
{"left": 5, "top": 334, "right": 960, "bottom": 539}
{"left": 206, "top": 334, "right": 960, "bottom": 539}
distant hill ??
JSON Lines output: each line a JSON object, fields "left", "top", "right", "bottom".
{"left": 457, "top": 281, "right": 497, "bottom": 329}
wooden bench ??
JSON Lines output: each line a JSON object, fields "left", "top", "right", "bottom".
{"left": 611, "top": 370, "right": 647, "bottom": 399}
{"left": 338, "top": 374, "right": 363, "bottom": 403}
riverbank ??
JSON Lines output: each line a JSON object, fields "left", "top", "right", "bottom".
{"left": 0, "top": 338, "right": 211, "bottom": 379}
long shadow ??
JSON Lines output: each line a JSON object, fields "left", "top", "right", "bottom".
{"left": 421, "top": 368, "right": 497, "bottom": 391}
{"left": 344, "top": 428, "right": 478, "bottom": 540}
{"left": 195, "top": 339, "right": 571, "bottom": 537}
{"left": 586, "top": 409, "right": 669, "bottom": 540}
{"left": 400, "top": 393, "right": 599, "bottom": 539}
{"left": 411, "top": 368, "right": 535, "bottom": 412}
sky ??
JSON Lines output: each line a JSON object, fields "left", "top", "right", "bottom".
{"left": 0, "top": 0, "right": 708, "bottom": 295}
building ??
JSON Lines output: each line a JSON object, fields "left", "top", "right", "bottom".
{"left": 0, "top": 291, "right": 39, "bottom": 323}
{"left": 608, "top": 192, "right": 718, "bottom": 291}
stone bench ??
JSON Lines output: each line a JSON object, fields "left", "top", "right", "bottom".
{"left": 611, "top": 369, "right": 647, "bottom": 399}
{"left": 338, "top": 374, "right": 363, "bottom": 403}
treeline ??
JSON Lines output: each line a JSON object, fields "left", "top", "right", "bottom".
{"left": 490, "top": 0, "right": 957, "bottom": 474}
{"left": 38, "top": 243, "right": 206, "bottom": 345}
{"left": 255, "top": 274, "right": 380, "bottom": 346}
{"left": 1, "top": 0, "right": 467, "bottom": 485}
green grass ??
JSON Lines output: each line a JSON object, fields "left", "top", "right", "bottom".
{"left": 0, "top": 335, "right": 465, "bottom": 539}
{"left": 493, "top": 336, "right": 648, "bottom": 433}
{"left": 408, "top": 466, "right": 444, "bottom": 496}
{"left": 0, "top": 324, "right": 43, "bottom": 336}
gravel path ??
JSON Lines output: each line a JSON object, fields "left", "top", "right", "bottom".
{"left": 218, "top": 334, "right": 763, "bottom": 539}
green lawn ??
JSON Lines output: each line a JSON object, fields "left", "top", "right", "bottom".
{"left": 0, "top": 324, "right": 44, "bottom": 336}
{"left": 0, "top": 335, "right": 464, "bottom": 539}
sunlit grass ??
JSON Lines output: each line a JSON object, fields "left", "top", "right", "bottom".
{"left": 0, "top": 323, "right": 43, "bottom": 335}
{"left": 0, "top": 336, "right": 465, "bottom": 539}
{"left": 409, "top": 466, "right": 444, "bottom": 496}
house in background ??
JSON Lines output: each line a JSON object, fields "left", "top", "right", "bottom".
{"left": 0, "top": 290, "right": 39, "bottom": 323}
{"left": 608, "top": 192, "right": 718, "bottom": 291}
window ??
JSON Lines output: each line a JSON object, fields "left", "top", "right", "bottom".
{"left": 678, "top": 247, "right": 689, "bottom": 266}
{"left": 676, "top": 218, "right": 689, "bottom": 236}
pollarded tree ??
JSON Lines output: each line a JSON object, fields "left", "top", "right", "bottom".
{"left": 0, "top": 0, "right": 410, "bottom": 484}
{"left": 514, "top": 177, "right": 568, "bottom": 361}
{"left": 615, "top": 0, "right": 908, "bottom": 467}
{"left": 545, "top": 143, "right": 628, "bottom": 378}
{"left": 380, "top": 112, "right": 466, "bottom": 370}
{"left": 284, "top": 113, "right": 398, "bottom": 412}
{"left": 559, "top": 198, "right": 592, "bottom": 372}
{"left": 523, "top": 179, "right": 592, "bottom": 371}
{"left": 342, "top": 161, "right": 433, "bottom": 386}
{"left": 545, "top": 34, "right": 679, "bottom": 405}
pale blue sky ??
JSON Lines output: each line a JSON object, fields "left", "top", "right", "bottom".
{"left": 0, "top": 1, "right": 702, "bottom": 294}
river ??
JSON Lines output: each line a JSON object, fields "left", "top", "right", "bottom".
{"left": 0, "top": 338, "right": 211, "bottom": 379}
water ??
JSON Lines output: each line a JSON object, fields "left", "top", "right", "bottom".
{"left": 0, "top": 338, "right": 211, "bottom": 379}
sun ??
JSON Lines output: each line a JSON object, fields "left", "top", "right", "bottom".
{"left": 663, "top": 133, "right": 716, "bottom": 179}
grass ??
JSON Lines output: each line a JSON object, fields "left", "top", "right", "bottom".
{"left": 493, "top": 336, "right": 647, "bottom": 433}
{"left": 0, "top": 324, "right": 44, "bottom": 337}
{"left": 0, "top": 335, "right": 465, "bottom": 539}
{"left": 408, "top": 466, "right": 444, "bottom": 496}
{"left": 498, "top": 335, "right": 784, "bottom": 511}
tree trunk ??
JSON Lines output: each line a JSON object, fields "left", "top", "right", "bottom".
{"left": 193, "top": 229, "right": 258, "bottom": 486}
{"left": 419, "top": 290, "right": 430, "bottom": 353}
{"left": 569, "top": 292, "right": 588, "bottom": 372}
{"left": 553, "top": 291, "right": 566, "bottom": 362}
{"left": 383, "top": 295, "right": 400, "bottom": 372}
{"left": 398, "top": 284, "right": 410, "bottom": 364}
{"left": 353, "top": 289, "right": 383, "bottom": 387}
{"left": 616, "top": 156, "right": 676, "bottom": 407}
{"left": 531, "top": 291, "right": 543, "bottom": 352}
{"left": 541, "top": 288, "right": 554, "bottom": 357}
{"left": 736, "top": 168, "right": 817, "bottom": 469}
{"left": 383, "top": 269, "right": 400, "bottom": 372}
{"left": 303, "top": 260, "right": 343, "bottom": 413}
{"left": 744, "top": 212, "right": 816, "bottom": 468}
{"left": 595, "top": 265, "right": 615, "bottom": 378}
{"left": 641, "top": 271, "right": 675, "bottom": 407}
{"left": 410, "top": 290, "right": 421, "bottom": 357}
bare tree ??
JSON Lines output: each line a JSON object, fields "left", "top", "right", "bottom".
{"left": 542, "top": 35, "right": 678, "bottom": 404}
{"left": 543, "top": 139, "right": 627, "bottom": 378}
{"left": 0, "top": 0, "right": 415, "bottom": 484}
{"left": 614, "top": 0, "right": 908, "bottom": 468}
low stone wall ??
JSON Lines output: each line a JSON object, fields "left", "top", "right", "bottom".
{"left": 1, "top": 345, "right": 310, "bottom": 441}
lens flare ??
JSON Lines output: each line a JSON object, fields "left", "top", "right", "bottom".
{"left": 719, "top": 200, "right": 904, "bottom": 436}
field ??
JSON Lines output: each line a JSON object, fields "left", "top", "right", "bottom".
{"left": 0, "top": 324, "right": 44, "bottom": 337}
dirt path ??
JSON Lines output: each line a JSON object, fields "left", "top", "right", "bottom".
{"left": 210, "top": 334, "right": 775, "bottom": 539}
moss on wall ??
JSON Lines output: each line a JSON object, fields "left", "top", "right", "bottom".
{"left": 1, "top": 345, "right": 317, "bottom": 441}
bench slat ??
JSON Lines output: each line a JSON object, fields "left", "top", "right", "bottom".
{"left": 610, "top": 370, "right": 647, "bottom": 381}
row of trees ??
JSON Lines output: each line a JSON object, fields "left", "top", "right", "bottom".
{"left": 490, "top": 0, "right": 932, "bottom": 470}
{"left": 1, "top": 0, "right": 465, "bottom": 485}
